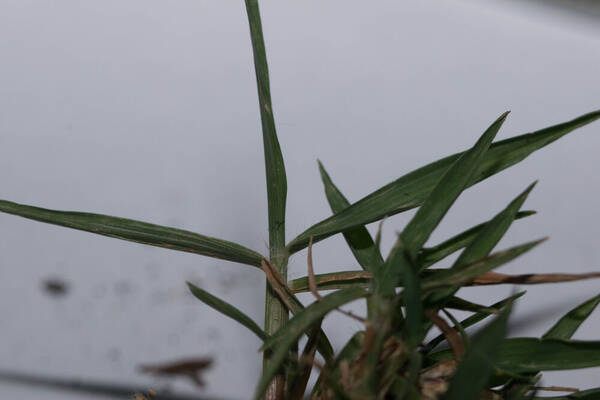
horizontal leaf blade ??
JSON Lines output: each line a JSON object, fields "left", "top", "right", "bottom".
{"left": 288, "top": 110, "right": 600, "bottom": 254}
{"left": 0, "top": 200, "right": 264, "bottom": 267}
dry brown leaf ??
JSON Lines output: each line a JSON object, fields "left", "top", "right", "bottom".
{"left": 138, "top": 358, "right": 212, "bottom": 387}
{"left": 426, "top": 312, "right": 465, "bottom": 360}
{"left": 471, "top": 271, "right": 600, "bottom": 285}
{"left": 260, "top": 259, "right": 296, "bottom": 312}
{"left": 308, "top": 236, "right": 324, "bottom": 301}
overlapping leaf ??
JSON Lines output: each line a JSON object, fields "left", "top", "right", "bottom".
{"left": 442, "top": 308, "right": 510, "bottom": 400}
{"left": 287, "top": 110, "right": 600, "bottom": 254}
{"left": 255, "top": 287, "right": 368, "bottom": 400}
{"left": 427, "top": 183, "right": 535, "bottom": 303}
{"left": 422, "top": 239, "right": 546, "bottom": 291}
{"left": 401, "top": 112, "right": 508, "bottom": 258}
{"left": 419, "top": 210, "right": 535, "bottom": 268}
{"left": 426, "top": 291, "right": 525, "bottom": 351}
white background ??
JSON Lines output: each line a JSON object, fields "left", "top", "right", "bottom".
{"left": 0, "top": 1, "right": 599, "bottom": 398}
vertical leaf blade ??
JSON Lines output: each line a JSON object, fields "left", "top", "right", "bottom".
{"left": 244, "top": 1, "right": 288, "bottom": 396}
{"left": 244, "top": 0, "right": 287, "bottom": 255}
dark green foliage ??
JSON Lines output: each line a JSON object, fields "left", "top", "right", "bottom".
{"left": 1, "top": 1, "right": 599, "bottom": 399}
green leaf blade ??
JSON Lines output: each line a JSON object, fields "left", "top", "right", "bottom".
{"left": 0, "top": 200, "right": 264, "bottom": 267}
{"left": 543, "top": 293, "right": 600, "bottom": 340}
{"left": 452, "top": 182, "right": 536, "bottom": 271}
{"left": 318, "top": 160, "right": 383, "bottom": 271}
{"left": 187, "top": 282, "right": 267, "bottom": 341}
{"left": 244, "top": 0, "right": 287, "bottom": 255}
{"left": 420, "top": 210, "right": 535, "bottom": 268}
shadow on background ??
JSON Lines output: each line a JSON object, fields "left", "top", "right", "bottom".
{"left": 500, "top": 0, "right": 600, "bottom": 24}
{"left": 0, "top": 370, "right": 222, "bottom": 400}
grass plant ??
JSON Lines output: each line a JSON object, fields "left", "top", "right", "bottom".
{"left": 2, "top": 1, "right": 600, "bottom": 399}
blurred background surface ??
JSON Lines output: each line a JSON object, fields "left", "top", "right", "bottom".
{"left": 0, "top": 0, "right": 599, "bottom": 398}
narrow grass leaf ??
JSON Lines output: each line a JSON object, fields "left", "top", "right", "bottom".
{"left": 187, "top": 282, "right": 267, "bottom": 341}
{"left": 442, "top": 308, "right": 510, "bottom": 400}
{"left": 287, "top": 110, "right": 600, "bottom": 254}
{"left": 402, "top": 112, "right": 508, "bottom": 256}
{"left": 0, "top": 200, "right": 263, "bottom": 267}
{"left": 244, "top": 0, "right": 287, "bottom": 256}
{"left": 289, "top": 266, "right": 574, "bottom": 293}
{"left": 254, "top": 288, "right": 368, "bottom": 400}
{"left": 469, "top": 272, "right": 600, "bottom": 286}
{"left": 318, "top": 160, "right": 383, "bottom": 271}
{"left": 452, "top": 182, "right": 536, "bottom": 271}
{"left": 420, "top": 210, "right": 535, "bottom": 268}
{"left": 543, "top": 293, "right": 600, "bottom": 340}
{"left": 428, "top": 183, "right": 535, "bottom": 303}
